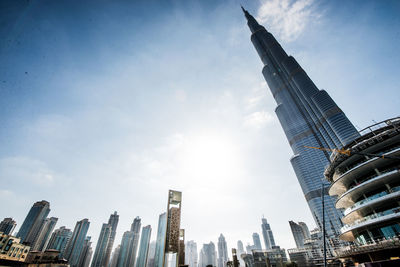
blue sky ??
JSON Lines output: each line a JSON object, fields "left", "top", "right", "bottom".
{"left": 1, "top": 0, "right": 399, "bottom": 256}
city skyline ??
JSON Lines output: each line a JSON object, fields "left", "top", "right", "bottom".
{"left": 1, "top": 0, "right": 399, "bottom": 257}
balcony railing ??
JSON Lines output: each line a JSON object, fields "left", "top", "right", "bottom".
{"left": 341, "top": 206, "right": 400, "bottom": 233}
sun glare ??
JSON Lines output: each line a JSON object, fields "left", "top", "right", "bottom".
{"left": 179, "top": 133, "right": 241, "bottom": 186}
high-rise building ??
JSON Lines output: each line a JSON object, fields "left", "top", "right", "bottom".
{"left": 127, "top": 216, "right": 141, "bottom": 267}
{"left": 137, "top": 225, "right": 152, "bottom": 267}
{"left": 32, "top": 217, "right": 58, "bottom": 251}
{"left": 0, "top": 218, "right": 17, "bottom": 235}
{"left": 236, "top": 240, "right": 245, "bottom": 267}
{"left": 154, "top": 212, "right": 167, "bottom": 267}
{"left": 261, "top": 218, "right": 275, "bottom": 250}
{"left": 117, "top": 231, "right": 135, "bottom": 267}
{"left": 242, "top": 7, "right": 360, "bottom": 239}
{"left": 105, "top": 211, "right": 119, "bottom": 267}
{"left": 91, "top": 223, "right": 112, "bottom": 267}
{"left": 78, "top": 236, "right": 93, "bottom": 267}
{"left": 289, "top": 221, "right": 305, "bottom": 248}
{"left": 64, "top": 218, "right": 90, "bottom": 267}
{"left": 185, "top": 240, "right": 198, "bottom": 267}
{"left": 199, "top": 242, "right": 216, "bottom": 267}
{"left": 46, "top": 226, "right": 73, "bottom": 256}
{"left": 17, "top": 200, "right": 50, "bottom": 246}
{"left": 110, "top": 245, "right": 121, "bottom": 267}
{"left": 217, "top": 234, "right": 228, "bottom": 267}
{"left": 165, "top": 190, "right": 182, "bottom": 267}
{"left": 252, "top": 233, "right": 262, "bottom": 250}
{"left": 147, "top": 241, "right": 157, "bottom": 267}
{"left": 298, "top": 222, "right": 311, "bottom": 240}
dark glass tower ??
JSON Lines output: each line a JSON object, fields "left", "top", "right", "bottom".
{"left": 17, "top": 200, "right": 50, "bottom": 246}
{"left": 242, "top": 7, "right": 360, "bottom": 239}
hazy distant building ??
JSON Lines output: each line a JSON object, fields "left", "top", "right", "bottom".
{"left": 137, "top": 225, "right": 152, "bottom": 267}
{"left": 47, "top": 226, "right": 73, "bottom": 256}
{"left": 147, "top": 241, "right": 156, "bottom": 267}
{"left": 105, "top": 211, "right": 119, "bottom": 267}
{"left": 199, "top": 242, "right": 216, "bottom": 267}
{"left": 236, "top": 240, "right": 245, "bottom": 267}
{"left": 64, "top": 218, "right": 90, "bottom": 267}
{"left": 252, "top": 233, "right": 262, "bottom": 250}
{"left": 91, "top": 223, "right": 112, "bottom": 267}
{"left": 289, "top": 221, "right": 305, "bottom": 249}
{"left": 289, "top": 221, "right": 311, "bottom": 249}
{"left": 17, "top": 200, "right": 50, "bottom": 246}
{"left": 128, "top": 216, "right": 141, "bottom": 267}
{"left": 261, "top": 218, "right": 275, "bottom": 250}
{"left": 298, "top": 222, "right": 310, "bottom": 239}
{"left": 32, "top": 217, "right": 58, "bottom": 251}
{"left": 246, "top": 244, "right": 254, "bottom": 254}
{"left": 110, "top": 245, "right": 121, "bottom": 267}
{"left": 0, "top": 218, "right": 17, "bottom": 235}
{"left": 217, "top": 234, "right": 228, "bottom": 267}
{"left": 154, "top": 212, "right": 167, "bottom": 267}
{"left": 185, "top": 240, "right": 198, "bottom": 267}
{"left": 117, "top": 231, "right": 135, "bottom": 267}
{"left": 78, "top": 236, "right": 93, "bottom": 267}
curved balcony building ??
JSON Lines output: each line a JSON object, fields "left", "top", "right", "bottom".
{"left": 325, "top": 117, "right": 400, "bottom": 244}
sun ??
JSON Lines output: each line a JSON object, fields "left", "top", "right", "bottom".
{"left": 178, "top": 133, "right": 241, "bottom": 186}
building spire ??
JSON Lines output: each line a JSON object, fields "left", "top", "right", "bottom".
{"left": 240, "top": 6, "right": 262, "bottom": 33}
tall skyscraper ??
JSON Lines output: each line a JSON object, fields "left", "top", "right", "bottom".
{"left": 91, "top": 223, "right": 112, "bottom": 267}
{"left": 252, "top": 233, "right": 262, "bottom": 250}
{"left": 242, "top": 7, "right": 360, "bottom": 239}
{"left": 110, "top": 245, "right": 121, "bottom": 267}
{"left": 217, "top": 234, "right": 228, "bottom": 267}
{"left": 137, "top": 225, "right": 152, "bottom": 267}
{"left": 64, "top": 218, "right": 90, "bottom": 267}
{"left": 154, "top": 212, "right": 167, "bottom": 267}
{"left": 117, "top": 231, "right": 135, "bottom": 267}
{"left": 185, "top": 240, "right": 198, "bottom": 267}
{"left": 261, "top": 218, "right": 275, "bottom": 250}
{"left": 165, "top": 190, "right": 182, "bottom": 267}
{"left": 105, "top": 211, "right": 119, "bottom": 267}
{"left": 32, "top": 217, "right": 58, "bottom": 251}
{"left": 46, "top": 226, "right": 73, "bottom": 256}
{"left": 236, "top": 241, "right": 245, "bottom": 267}
{"left": 147, "top": 241, "right": 157, "bottom": 267}
{"left": 127, "top": 216, "right": 141, "bottom": 267}
{"left": 289, "top": 221, "right": 305, "bottom": 248}
{"left": 199, "top": 242, "right": 216, "bottom": 267}
{"left": 78, "top": 236, "right": 93, "bottom": 267}
{"left": 298, "top": 222, "right": 310, "bottom": 239}
{"left": 17, "top": 200, "right": 50, "bottom": 245}
{"left": 0, "top": 218, "right": 17, "bottom": 235}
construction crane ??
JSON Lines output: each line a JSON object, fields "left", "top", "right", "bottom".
{"left": 304, "top": 146, "right": 400, "bottom": 160}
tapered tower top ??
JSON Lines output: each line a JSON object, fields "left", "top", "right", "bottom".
{"left": 241, "top": 6, "right": 263, "bottom": 33}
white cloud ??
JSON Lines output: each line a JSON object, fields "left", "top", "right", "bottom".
{"left": 257, "top": 0, "right": 320, "bottom": 42}
{"left": 243, "top": 111, "right": 275, "bottom": 128}
{"left": 0, "top": 157, "right": 55, "bottom": 186}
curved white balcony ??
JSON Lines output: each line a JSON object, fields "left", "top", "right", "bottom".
{"left": 342, "top": 188, "right": 400, "bottom": 224}
{"left": 329, "top": 147, "right": 400, "bottom": 196}
{"left": 335, "top": 169, "right": 400, "bottom": 209}
{"left": 340, "top": 208, "right": 400, "bottom": 241}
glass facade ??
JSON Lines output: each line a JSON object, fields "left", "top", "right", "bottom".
{"left": 17, "top": 200, "right": 50, "bottom": 245}
{"left": 137, "top": 225, "right": 152, "bottom": 267}
{"left": 242, "top": 7, "right": 360, "bottom": 239}
{"left": 154, "top": 212, "right": 167, "bottom": 267}
{"left": 64, "top": 218, "right": 90, "bottom": 267}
